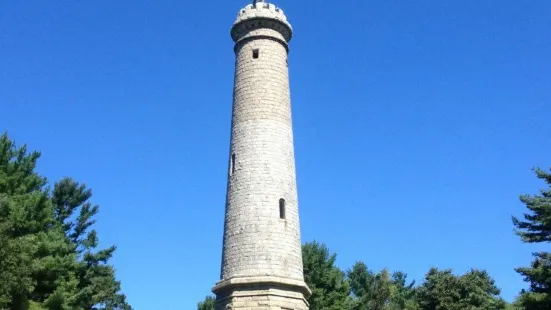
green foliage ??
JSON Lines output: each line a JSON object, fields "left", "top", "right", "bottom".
{"left": 197, "top": 242, "right": 512, "bottom": 310}
{"left": 348, "top": 262, "right": 417, "bottom": 310}
{"left": 197, "top": 296, "right": 215, "bottom": 310}
{"left": 52, "top": 178, "right": 131, "bottom": 310}
{"left": 512, "top": 167, "right": 551, "bottom": 309}
{"left": 302, "top": 241, "right": 352, "bottom": 310}
{"left": 513, "top": 168, "right": 551, "bottom": 244}
{"left": 416, "top": 268, "right": 506, "bottom": 310}
{"left": 0, "top": 222, "right": 36, "bottom": 309}
{"left": 0, "top": 133, "right": 55, "bottom": 309}
{"left": 505, "top": 303, "right": 522, "bottom": 310}
{"left": 391, "top": 271, "right": 419, "bottom": 310}
{"left": 0, "top": 133, "right": 131, "bottom": 310}
{"left": 515, "top": 291, "right": 550, "bottom": 310}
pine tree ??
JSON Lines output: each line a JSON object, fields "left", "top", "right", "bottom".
{"left": 348, "top": 263, "right": 418, "bottom": 310}
{"left": 0, "top": 133, "right": 131, "bottom": 310}
{"left": 416, "top": 268, "right": 506, "bottom": 310}
{"left": 302, "top": 241, "right": 352, "bottom": 310}
{"left": 0, "top": 133, "right": 73, "bottom": 309}
{"left": 52, "top": 178, "right": 131, "bottom": 310}
{"left": 197, "top": 296, "right": 215, "bottom": 310}
{"left": 512, "top": 167, "right": 551, "bottom": 309}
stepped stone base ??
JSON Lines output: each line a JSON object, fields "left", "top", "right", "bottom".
{"left": 213, "top": 276, "right": 310, "bottom": 310}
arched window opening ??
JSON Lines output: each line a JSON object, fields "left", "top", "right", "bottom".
{"left": 279, "top": 198, "right": 286, "bottom": 220}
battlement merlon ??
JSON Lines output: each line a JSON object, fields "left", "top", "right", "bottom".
{"left": 231, "top": 1, "right": 293, "bottom": 44}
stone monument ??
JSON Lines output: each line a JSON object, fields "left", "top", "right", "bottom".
{"left": 212, "top": 0, "right": 311, "bottom": 309}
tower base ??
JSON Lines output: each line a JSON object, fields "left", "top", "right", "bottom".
{"left": 212, "top": 276, "right": 311, "bottom": 310}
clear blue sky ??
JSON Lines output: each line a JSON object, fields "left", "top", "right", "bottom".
{"left": 1, "top": 0, "right": 550, "bottom": 308}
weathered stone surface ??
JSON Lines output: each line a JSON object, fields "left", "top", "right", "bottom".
{"left": 213, "top": 1, "right": 309, "bottom": 309}
{"left": 214, "top": 277, "right": 309, "bottom": 310}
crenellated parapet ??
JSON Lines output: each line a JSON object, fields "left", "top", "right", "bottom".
{"left": 231, "top": 0, "right": 293, "bottom": 45}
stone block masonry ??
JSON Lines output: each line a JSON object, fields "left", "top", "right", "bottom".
{"left": 212, "top": 1, "right": 310, "bottom": 309}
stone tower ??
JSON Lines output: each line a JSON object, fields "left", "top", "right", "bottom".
{"left": 212, "top": 0, "right": 311, "bottom": 309}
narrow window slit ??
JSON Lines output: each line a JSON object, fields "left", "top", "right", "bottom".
{"left": 230, "top": 153, "right": 236, "bottom": 175}
{"left": 253, "top": 49, "right": 259, "bottom": 59}
{"left": 279, "top": 198, "right": 286, "bottom": 219}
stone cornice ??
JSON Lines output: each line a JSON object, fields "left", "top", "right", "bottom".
{"left": 231, "top": 16, "right": 292, "bottom": 43}
{"left": 212, "top": 275, "right": 312, "bottom": 298}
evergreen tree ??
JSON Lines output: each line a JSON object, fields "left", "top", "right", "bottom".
{"left": 512, "top": 167, "right": 551, "bottom": 309}
{"left": 390, "top": 271, "right": 418, "bottom": 310}
{"left": 197, "top": 296, "right": 215, "bottom": 310}
{"left": 348, "top": 262, "right": 417, "bottom": 310}
{"left": 0, "top": 133, "right": 131, "bottom": 310}
{"left": 416, "top": 268, "right": 506, "bottom": 310}
{"left": 52, "top": 178, "right": 131, "bottom": 310}
{"left": 0, "top": 133, "right": 71, "bottom": 309}
{"left": 302, "top": 241, "right": 352, "bottom": 310}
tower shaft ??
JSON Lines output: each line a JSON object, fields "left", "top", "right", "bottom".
{"left": 213, "top": 1, "right": 310, "bottom": 309}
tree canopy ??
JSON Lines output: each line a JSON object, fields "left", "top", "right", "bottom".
{"left": 416, "top": 268, "right": 506, "bottom": 310}
{"left": 0, "top": 133, "right": 131, "bottom": 310}
{"left": 302, "top": 241, "right": 352, "bottom": 310}
{"left": 512, "top": 167, "right": 551, "bottom": 309}
{"left": 348, "top": 262, "right": 417, "bottom": 310}
{"left": 197, "top": 242, "right": 512, "bottom": 310}
{"left": 197, "top": 296, "right": 215, "bottom": 310}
